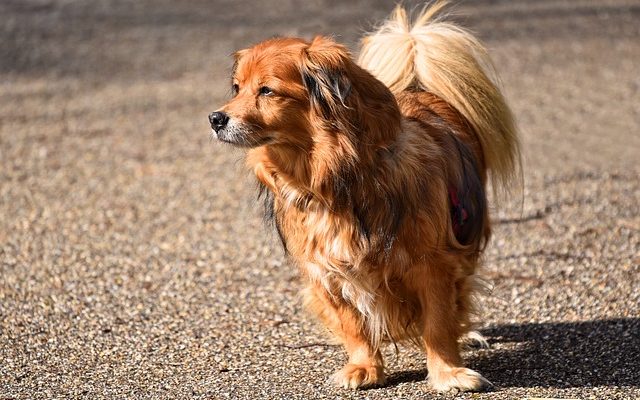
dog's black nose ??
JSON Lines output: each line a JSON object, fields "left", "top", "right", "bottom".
{"left": 209, "top": 111, "right": 229, "bottom": 132}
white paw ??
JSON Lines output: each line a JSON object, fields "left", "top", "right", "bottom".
{"left": 428, "top": 367, "right": 492, "bottom": 393}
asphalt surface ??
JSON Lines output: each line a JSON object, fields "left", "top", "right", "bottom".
{"left": 1, "top": 0, "right": 639, "bottom": 399}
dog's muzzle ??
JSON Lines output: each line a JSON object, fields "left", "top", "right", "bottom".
{"left": 209, "top": 111, "right": 229, "bottom": 133}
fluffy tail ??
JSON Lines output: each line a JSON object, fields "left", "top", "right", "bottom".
{"left": 358, "top": 1, "right": 521, "bottom": 193}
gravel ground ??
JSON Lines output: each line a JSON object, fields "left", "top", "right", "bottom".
{"left": 1, "top": 0, "right": 639, "bottom": 399}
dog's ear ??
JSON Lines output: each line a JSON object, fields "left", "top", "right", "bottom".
{"left": 300, "top": 36, "right": 353, "bottom": 119}
{"left": 232, "top": 49, "right": 250, "bottom": 76}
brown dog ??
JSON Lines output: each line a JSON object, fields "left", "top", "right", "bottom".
{"left": 209, "top": 2, "right": 520, "bottom": 392}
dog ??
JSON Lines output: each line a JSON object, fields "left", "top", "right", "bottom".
{"left": 209, "top": 1, "right": 520, "bottom": 392}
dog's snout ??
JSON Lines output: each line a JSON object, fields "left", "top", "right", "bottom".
{"left": 209, "top": 111, "right": 229, "bottom": 132}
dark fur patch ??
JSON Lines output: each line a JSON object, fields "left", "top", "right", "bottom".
{"left": 301, "top": 67, "right": 351, "bottom": 120}
{"left": 449, "top": 135, "right": 486, "bottom": 248}
{"left": 315, "top": 159, "right": 405, "bottom": 258}
{"left": 257, "top": 183, "right": 287, "bottom": 252}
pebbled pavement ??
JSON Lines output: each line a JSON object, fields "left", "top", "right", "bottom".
{"left": 1, "top": 1, "right": 639, "bottom": 399}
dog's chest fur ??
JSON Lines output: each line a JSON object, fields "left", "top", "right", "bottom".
{"left": 273, "top": 198, "right": 403, "bottom": 344}
{"left": 278, "top": 200, "right": 361, "bottom": 274}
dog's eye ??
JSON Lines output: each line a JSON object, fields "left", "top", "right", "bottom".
{"left": 259, "top": 86, "right": 273, "bottom": 96}
{"left": 232, "top": 83, "right": 239, "bottom": 95}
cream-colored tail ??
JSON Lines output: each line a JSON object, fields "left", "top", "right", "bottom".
{"left": 358, "top": 1, "right": 521, "bottom": 193}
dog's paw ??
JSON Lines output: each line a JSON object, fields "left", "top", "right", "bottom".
{"left": 332, "top": 364, "right": 385, "bottom": 389}
{"left": 460, "top": 330, "right": 490, "bottom": 349}
{"left": 428, "top": 367, "right": 492, "bottom": 393}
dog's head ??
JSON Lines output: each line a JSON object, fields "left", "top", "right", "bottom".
{"left": 209, "top": 36, "right": 397, "bottom": 151}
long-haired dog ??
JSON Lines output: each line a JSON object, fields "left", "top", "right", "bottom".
{"left": 209, "top": 1, "right": 520, "bottom": 392}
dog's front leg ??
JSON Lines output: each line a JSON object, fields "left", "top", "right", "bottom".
{"left": 303, "top": 283, "right": 385, "bottom": 389}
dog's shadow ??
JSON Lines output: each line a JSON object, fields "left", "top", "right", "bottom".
{"left": 385, "top": 318, "right": 639, "bottom": 389}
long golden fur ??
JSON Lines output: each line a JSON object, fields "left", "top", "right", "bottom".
{"left": 209, "top": 1, "right": 520, "bottom": 392}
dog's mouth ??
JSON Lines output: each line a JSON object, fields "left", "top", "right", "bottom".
{"left": 212, "top": 125, "right": 274, "bottom": 148}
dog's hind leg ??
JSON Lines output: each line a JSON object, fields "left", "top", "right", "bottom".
{"left": 411, "top": 262, "right": 492, "bottom": 393}
{"left": 303, "top": 284, "right": 385, "bottom": 389}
